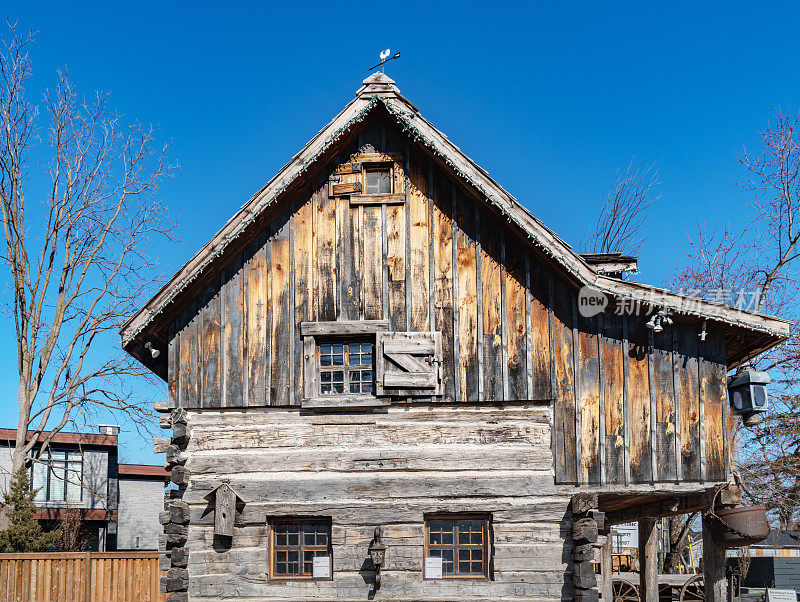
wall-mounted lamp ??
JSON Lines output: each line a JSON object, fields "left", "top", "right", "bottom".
{"left": 144, "top": 341, "right": 160, "bottom": 359}
{"left": 368, "top": 526, "right": 386, "bottom": 589}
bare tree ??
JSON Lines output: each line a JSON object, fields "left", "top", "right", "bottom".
{"left": 672, "top": 107, "right": 800, "bottom": 531}
{"left": 0, "top": 23, "right": 174, "bottom": 526}
{"left": 659, "top": 512, "right": 698, "bottom": 573}
{"left": 582, "top": 159, "right": 660, "bottom": 256}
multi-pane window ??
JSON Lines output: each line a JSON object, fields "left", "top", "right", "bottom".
{"left": 269, "top": 519, "right": 332, "bottom": 580}
{"left": 318, "top": 341, "right": 373, "bottom": 395}
{"left": 31, "top": 449, "right": 83, "bottom": 502}
{"left": 365, "top": 168, "right": 392, "bottom": 194}
{"left": 425, "top": 515, "right": 490, "bottom": 579}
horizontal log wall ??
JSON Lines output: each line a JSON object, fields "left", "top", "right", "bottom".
{"left": 183, "top": 404, "right": 574, "bottom": 601}
{"left": 168, "top": 117, "right": 729, "bottom": 486}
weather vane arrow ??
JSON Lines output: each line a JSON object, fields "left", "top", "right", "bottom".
{"left": 369, "top": 49, "right": 401, "bottom": 72}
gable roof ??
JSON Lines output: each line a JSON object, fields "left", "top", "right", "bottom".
{"left": 121, "top": 73, "right": 790, "bottom": 377}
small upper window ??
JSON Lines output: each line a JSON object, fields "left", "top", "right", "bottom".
{"left": 318, "top": 341, "right": 373, "bottom": 396}
{"left": 365, "top": 168, "right": 392, "bottom": 194}
{"left": 425, "top": 515, "right": 490, "bottom": 579}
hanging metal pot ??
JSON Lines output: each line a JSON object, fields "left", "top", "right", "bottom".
{"left": 708, "top": 505, "right": 770, "bottom": 548}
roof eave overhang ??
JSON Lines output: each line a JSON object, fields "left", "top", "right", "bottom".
{"left": 122, "top": 82, "right": 791, "bottom": 379}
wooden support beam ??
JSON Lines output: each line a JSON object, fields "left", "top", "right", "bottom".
{"left": 703, "top": 514, "right": 727, "bottom": 601}
{"left": 154, "top": 401, "right": 174, "bottom": 413}
{"left": 604, "top": 485, "right": 741, "bottom": 525}
{"left": 600, "top": 536, "right": 613, "bottom": 602}
{"left": 638, "top": 518, "right": 658, "bottom": 602}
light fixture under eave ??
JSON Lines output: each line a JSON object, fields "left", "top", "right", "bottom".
{"left": 144, "top": 341, "right": 160, "bottom": 359}
{"left": 646, "top": 308, "right": 673, "bottom": 334}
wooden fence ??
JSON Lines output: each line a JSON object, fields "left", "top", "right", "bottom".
{"left": 0, "top": 551, "right": 166, "bottom": 602}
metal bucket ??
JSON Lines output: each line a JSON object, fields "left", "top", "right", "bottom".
{"left": 709, "top": 505, "right": 770, "bottom": 548}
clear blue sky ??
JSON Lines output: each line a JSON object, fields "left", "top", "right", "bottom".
{"left": 3, "top": 1, "right": 799, "bottom": 464}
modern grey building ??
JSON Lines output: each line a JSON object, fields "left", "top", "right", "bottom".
{"left": 0, "top": 426, "right": 168, "bottom": 551}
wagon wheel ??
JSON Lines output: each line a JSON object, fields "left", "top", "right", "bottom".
{"left": 679, "top": 574, "right": 704, "bottom": 601}
{"left": 611, "top": 578, "right": 640, "bottom": 602}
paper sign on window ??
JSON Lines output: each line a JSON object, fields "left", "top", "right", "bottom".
{"left": 425, "top": 556, "right": 442, "bottom": 579}
{"left": 312, "top": 555, "right": 331, "bottom": 578}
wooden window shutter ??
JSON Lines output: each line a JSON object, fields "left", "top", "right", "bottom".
{"left": 330, "top": 181, "right": 362, "bottom": 197}
{"left": 375, "top": 332, "right": 443, "bottom": 396}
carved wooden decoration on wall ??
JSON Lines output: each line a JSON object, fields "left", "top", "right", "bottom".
{"left": 204, "top": 483, "right": 244, "bottom": 537}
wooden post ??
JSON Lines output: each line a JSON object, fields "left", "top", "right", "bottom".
{"left": 84, "top": 550, "right": 92, "bottom": 602}
{"left": 638, "top": 518, "right": 658, "bottom": 602}
{"left": 702, "top": 514, "right": 726, "bottom": 601}
{"left": 600, "top": 535, "right": 613, "bottom": 601}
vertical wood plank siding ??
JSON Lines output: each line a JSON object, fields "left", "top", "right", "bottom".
{"left": 455, "top": 188, "right": 479, "bottom": 403}
{"left": 577, "top": 312, "right": 600, "bottom": 484}
{"left": 170, "top": 119, "right": 729, "bottom": 485}
{"left": 505, "top": 233, "right": 528, "bottom": 401}
{"left": 601, "top": 313, "right": 625, "bottom": 484}
{"left": 479, "top": 214, "right": 503, "bottom": 402}
{"left": 432, "top": 173, "right": 455, "bottom": 404}
{"left": 677, "top": 322, "right": 702, "bottom": 481}
{"left": 552, "top": 276, "right": 577, "bottom": 484}
{"left": 701, "top": 330, "right": 728, "bottom": 482}
{"left": 627, "top": 320, "right": 652, "bottom": 482}
{"left": 0, "top": 552, "right": 166, "bottom": 602}
{"left": 653, "top": 328, "right": 678, "bottom": 481}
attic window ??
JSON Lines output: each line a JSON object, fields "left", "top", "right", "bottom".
{"left": 300, "top": 320, "right": 389, "bottom": 409}
{"left": 365, "top": 167, "right": 392, "bottom": 194}
{"left": 318, "top": 341, "right": 374, "bottom": 395}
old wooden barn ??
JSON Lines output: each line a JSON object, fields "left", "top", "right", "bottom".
{"left": 122, "top": 73, "right": 790, "bottom": 601}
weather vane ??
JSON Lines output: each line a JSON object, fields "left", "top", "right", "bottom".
{"left": 369, "top": 49, "right": 401, "bottom": 73}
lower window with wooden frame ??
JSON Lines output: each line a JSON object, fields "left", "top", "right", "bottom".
{"left": 268, "top": 518, "right": 333, "bottom": 581}
{"left": 424, "top": 514, "right": 491, "bottom": 580}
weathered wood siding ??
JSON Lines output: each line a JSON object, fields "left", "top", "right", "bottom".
{"left": 168, "top": 118, "right": 729, "bottom": 486}
{"left": 170, "top": 119, "right": 548, "bottom": 409}
{"left": 183, "top": 404, "right": 573, "bottom": 601}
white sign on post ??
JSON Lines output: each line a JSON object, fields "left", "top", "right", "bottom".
{"left": 425, "top": 556, "right": 443, "bottom": 579}
{"left": 766, "top": 590, "right": 797, "bottom": 602}
{"left": 312, "top": 555, "right": 331, "bottom": 579}
{"left": 612, "top": 522, "right": 639, "bottom": 550}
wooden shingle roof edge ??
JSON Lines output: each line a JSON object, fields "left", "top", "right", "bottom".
{"left": 121, "top": 72, "right": 790, "bottom": 376}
